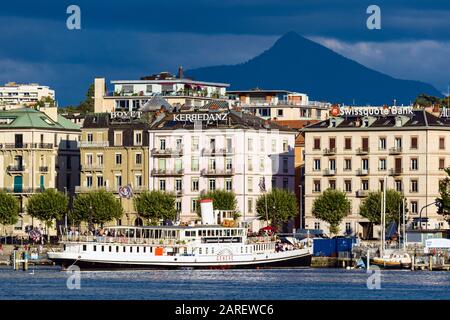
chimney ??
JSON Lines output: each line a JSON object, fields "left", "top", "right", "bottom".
{"left": 41, "top": 104, "right": 58, "bottom": 122}
{"left": 178, "top": 66, "right": 184, "bottom": 79}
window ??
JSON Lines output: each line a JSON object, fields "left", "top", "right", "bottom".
{"left": 313, "top": 138, "right": 321, "bottom": 150}
{"left": 226, "top": 138, "right": 233, "bottom": 153}
{"left": 226, "top": 158, "right": 233, "bottom": 171}
{"left": 225, "top": 179, "right": 232, "bottom": 191}
{"left": 395, "top": 137, "right": 402, "bottom": 149}
{"left": 175, "top": 179, "right": 182, "bottom": 191}
{"left": 439, "top": 137, "right": 445, "bottom": 150}
{"left": 97, "top": 154, "right": 103, "bottom": 166}
{"left": 283, "top": 157, "right": 288, "bottom": 173}
{"left": 191, "top": 178, "right": 199, "bottom": 192}
{"left": 277, "top": 109, "right": 284, "bottom": 117}
{"left": 346, "top": 223, "right": 352, "bottom": 234}
{"left": 209, "top": 179, "right": 216, "bottom": 191}
{"left": 135, "top": 153, "right": 142, "bottom": 165}
{"left": 115, "top": 153, "right": 122, "bottom": 165}
{"left": 247, "top": 198, "right": 253, "bottom": 213}
{"left": 248, "top": 157, "right": 253, "bottom": 171}
{"left": 314, "top": 222, "right": 321, "bottom": 230}
{"left": 208, "top": 158, "right": 216, "bottom": 171}
{"left": 283, "top": 178, "right": 289, "bottom": 189}
{"left": 87, "top": 133, "right": 93, "bottom": 142}
{"left": 329, "top": 180, "right": 336, "bottom": 190}
{"left": 86, "top": 176, "right": 93, "bottom": 187}
{"left": 160, "top": 138, "right": 166, "bottom": 150}
{"left": 361, "top": 180, "right": 369, "bottom": 191}
{"left": 191, "top": 137, "right": 199, "bottom": 151}
{"left": 344, "top": 159, "right": 352, "bottom": 171}
{"left": 329, "top": 159, "right": 336, "bottom": 171}
{"left": 313, "top": 159, "right": 321, "bottom": 171}
{"left": 191, "top": 157, "right": 199, "bottom": 171}
{"left": 283, "top": 140, "right": 289, "bottom": 152}
{"left": 411, "top": 137, "right": 418, "bottom": 149}
{"left": 159, "top": 179, "right": 166, "bottom": 191}
{"left": 344, "top": 180, "right": 352, "bottom": 192}
{"left": 344, "top": 137, "right": 352, "bottom": 150}
{"left": 411, "top": 158, "right": 418, "bottom": 171}
{"left": 114, "top": 131, "right": 122, "bottom": 146}
{"left": 260, "top": 138, "right": 265, "bottom": 152}
{"left": 86, "top": 154, "right": 93, "bottom": 165}
{"left": 247, "top": 177, "right": 253, "bottom": 192}
{"left": 362, "top": 137, "right": 369, "bottom": 152}
{"left": 379, "top": 158, "right": 387, "bottom": 171}
{"left": 395, "top": 180, "right": 402, "bottom": 192}
{"left": 379, "top": 137, "right": 386, "bottom": 150}
{"left": 271, "top": 139, "right": 276, "bottom": 152}
{"left": 135, "top": 175, "right": 142, "bottom": 187}
{"left": 191, "top": 199, "right": 198, "bottom": 213}
{"left": 439, "top": 158, "right": 445, "bottom": 170}
{"left": 115, "top": 175, "right": 122, "bottom": 188}
{"left": 259, "top": 157, "right": 265, "bottom": 172}
{"left": 313, "top": 180, "right": 321, "bottom": 193}
{"left": 97, "top": 176, "right": 104, "bottom": 187}
{"left": 248, "top": 138, "right": 253, "bottom": 152}
{"left": 134, "top": 131, "right": 142, "bottom": 146}
{"left": 329, "top": 137, "right": 336, "bottom": 150}
{"left": 411, "top": 201, "right": 418, "bottom": 214}
{"left": 176, "top": 138, "right": 182, "bottom": 150}
{"left": 362, "top": 158, "right": 369, "bottom": 170}
{"left": 411, "top": 180, "right": 419, "bottom": 193}
{"left": 379, "top": 179, "right": 385, "bottom": 191}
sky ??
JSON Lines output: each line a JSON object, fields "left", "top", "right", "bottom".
{"left": 1, "top": 0, "right": 449, "bottom": 106}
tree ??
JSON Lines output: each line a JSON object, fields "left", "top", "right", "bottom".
{"left": 312, "top": 189, "right": 351, "bottom": 235}
{"left": 34, "top": 96, "right": 56, "bottom": 109}
{"left": 0, "top": 192, "right": 20, "bottom": 227}
{"left": 71, "top": 190, "right": 123, "bottom": 227}
{"left": 437, "top": 167, "right": 450, "bottom": 222}
{"left": 134, "top": 191, "right": 176, "bottom": 224}
{"left": 197, "top": 190, "right": 238, "bottom": 216}
{"left": 27, "top": 189, "right": 68, "bottom": 238}
{"left": 256, "top": 188, "right": 297, "bottom": 230}
{"left": 78, "top": 83, "right": 95, "bottom": 114}
{"left": 413, "top": 94, "right": 441, "bottom": 108}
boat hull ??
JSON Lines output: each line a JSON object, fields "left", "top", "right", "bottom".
{"left": 50, "top": 253, "right": 312, "bottom": 270}
{"left": 361, "top": 256, "right": 411, "bottom": 270}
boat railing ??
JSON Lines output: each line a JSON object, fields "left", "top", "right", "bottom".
{"left": 246, "top": 236, "right": 276, "bottom": 243}
{"left": 61, "top": 235, "right": 184, "bottom": 246}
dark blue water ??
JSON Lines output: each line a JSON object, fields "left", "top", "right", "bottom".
{"left": 1, "top": 266, "right": 449, "bottom": 300}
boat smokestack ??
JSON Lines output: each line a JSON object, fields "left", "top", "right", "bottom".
{"left": 199, "top": 199, "right": 215, "bottom": 225}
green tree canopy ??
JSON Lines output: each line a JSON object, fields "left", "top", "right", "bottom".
{"left": 359, "top": 189, "right": 404, "bottom": 225}
{"left": 197, "top": 190, "right": 238, "bottom": 216}
{"left": 256, "top": 188, "right": 298, "bottom": 229}
{"left": 414, "top": 93, "right": 441, "bottom": 108}
{"left": 437, "top": 167, "right": 450, "bottom": 222}
{"left": 312, "top": 188, "right": 351, "bottom": 235}
{"left": 134, "top": 191, "right": 177, "bottom": 224}
{"left": 26, "top": 189, "right": 68, "bottom": 228}
{"left": 34, "top": 96, "right": 56, "bottom": 109}
{"left": 71, "top": 190, "right": 123, "bottom": 226}
{"left": 0, "top": 192, "right": 20, "bottom": 226}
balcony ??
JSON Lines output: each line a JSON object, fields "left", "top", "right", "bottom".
{"left": 75, "top": 186, "right": 116, "bottom": 193}
{"left": 0, "top": 187, "right": 44, "bottom": 194}
{"left": 201, "top": 168, "right": 235, "bottom": 176}
{"left": 81, "top": 164, "right": 104, "bottom": 171}
{"left": 323, "top": 148, "right": 336, "bottom": 156}
{"left": 39, "top": 166, "right": 49, "bottom": 172}
{"left": 151, "top": 148, "right": 183, "bottom": 157}
{"left": 389, "top": 168, "right": 403, "bottom": 176}
{"left": 202, "top": 148, "right": 234, "bottom": 157}
{"left": 78, "top": 141, "right": 109, "bottom": 148}
{"left": 7, "top": 165, "right": 25, "bottom": 172}
{"left": 151, "top": 168, "right": 184, "bottom": 176}
{"left": 356, "top": 190, "right": 369, "bottom": 198}
{"left": 356, "top": 168, "right": 369, "bottom": 176}
{"left": 0, "top": 143, "right": 53, "bottom": 149}
{"left": 356, "top": 147, "right": 369, "bottom": 155}
{"left": 389, "top": 147, "right": 403, "bottom": 155}
{"left": 323, "top": 168, "right": 336, "bottom": 176}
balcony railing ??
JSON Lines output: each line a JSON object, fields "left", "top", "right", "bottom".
{"left": 81, "top": 164, "right": 104, "bottom": 171}
{"left": 323, "top": 148, "right": 336, "bottom": 155}
{"left": 356, "top": 168, "right": 369, "bottom": 176}
{"left": 323, "top": 168, "right": 336, "bottom": 176}
{"left": 151, "top": 148, "right": 183, "bottom": 157}
{"left": 202, "top": 148, "right": 234, "bottom": 156}
{"left": 75, "top": 186, "right": 116, "bottom": 193}
{"left": 78, "top": 141, "right": 109, "bottom": 148}
{"left": 389, "top": 147, "right": 403, "bottom": 155}
{"left": 0, "top": 143, "right": 53, "bottom": 149}
{"left": 7, "top": 165, "right": 25, "bottom": 172}
{"left": 389, "top": 168, "right": 403, "bottom": 176}
{"left": 356, "top": 190, "right": 369, "bottom": 198}
{"left": 356, "top": 147, "right": 370, "bottom": 155}
{"left": 201, "top": 168, "right": 235, "bottom": 176}
{"left": 151, "top": 169, "right": 184, "bottom": 176}
{"left": 0, "top": 187, "right": 44, "bottom": 194}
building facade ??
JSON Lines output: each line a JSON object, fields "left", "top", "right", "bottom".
{"left": 303, "top": 108, "right": 450, "bottom": 238}
{"left": 0, "top": 82, "right": 55, "bottom": 110}
{"left": 0, "top": 107, "right": 80, "bottom": 236}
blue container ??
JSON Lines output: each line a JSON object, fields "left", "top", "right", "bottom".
{"left": 336, "top": 237, "right": 357, "bottom": 252}
{"left": 313, "top": 238, "right": 337, "bottom": 257}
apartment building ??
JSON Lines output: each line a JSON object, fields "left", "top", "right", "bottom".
{"left": 303, "top": 108, "right": 450, "bottom": 238}
{"left": 0, "top": 107, "right": 81, "bottom": 236}
{"left": 93, "top": 69, "right": 230, "bottom": 114}
{"left": 0, "top": 82, "right": 55, "bottom": 110}
{"left": 228, "top": 89, "right": 329, "bottom": 121}
{"left": 76, "top": 113, "right": 151, "bottom": 226}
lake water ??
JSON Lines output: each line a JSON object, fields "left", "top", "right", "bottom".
{"left": 1, "top": 266, "right": 449, "bottom": 300}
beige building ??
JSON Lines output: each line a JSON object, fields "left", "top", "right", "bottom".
{"left": 0, "top": 107, "right": 80, "bottom": 237}
{"left": 0, "top": 82, "right": 55, "bottom": 110}
{"left": 303, "top": 107, "right": 450, "bottom": 238}
{"left": 76, "top": 113, "right": 151, "bottom": 226}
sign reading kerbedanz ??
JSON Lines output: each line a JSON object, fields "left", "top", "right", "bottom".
{"left": 173, "top": 113, "right": 228, "bottom": 122}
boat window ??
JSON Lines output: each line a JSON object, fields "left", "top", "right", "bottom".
{"left": 93, "top": 245, "right": 97, "bottom": 252}
{"left": 130, "top": 247, "right": 133, "bottom": 253}
{"left": 116, "top": 246, "right": 119, "bottom": 253}
{"left": 199, "top": 248, "right": 202, "bottom": 255}
{"left": 137, "top": 247, "right": 140, "bottom": 253}
{"left": 150, "top": 247, "right": 153, "bottom": 253}
{"left": 205, "top": 248, "right": 209, "bottom": 254}
{"left": 123, "top": 246, "right": 126, "bottom": 253}
{"left": 211, "top": 247, "right": 214, "bottom": 254}
{"left": 241, "top": 247, "right": 243, "bottom": 254}
{"left": 109, "top": 246, "right": 112, "bottom": 252}
{"left": 143, "top": 247, "right": 146, "bottom": 253}
{"left": 82, "top": 245, "right": 87, "bottom": 251}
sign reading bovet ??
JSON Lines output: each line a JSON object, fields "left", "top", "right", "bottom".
{"left": 110, "top": 111, "right": 142, "bottom": 120}
{"left": 173, "top": 113, "right": 228, "bottom": 122}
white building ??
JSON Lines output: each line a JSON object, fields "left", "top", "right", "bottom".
{"left": 148, "top": 110, "right": 297, "bottom": 229}
{"left": 0, "top": 82, "right": 55, "bottom": 110}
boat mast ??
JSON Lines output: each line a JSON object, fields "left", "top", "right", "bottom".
{"left": 381, "top": 176, "right": 387, "bottom": 257}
